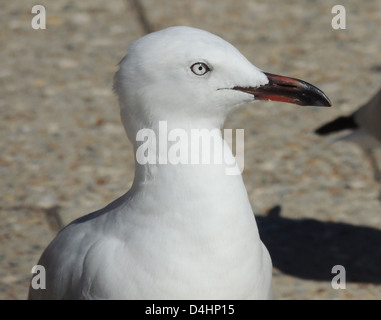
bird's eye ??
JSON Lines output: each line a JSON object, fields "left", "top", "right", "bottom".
{"left": 190, "top": 62, "right": 210, "bottom": 76}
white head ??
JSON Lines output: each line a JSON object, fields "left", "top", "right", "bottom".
{"left": 114, "top": 26, "right": 330, "bottom": 141}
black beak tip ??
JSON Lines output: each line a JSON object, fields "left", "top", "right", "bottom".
{"left": 311, "top": 97, "right": 332, "bottom": 107}
{"left": 300, "top": 85, "right": 332, "bottom": 107}
{"left": 314, "top": 93, "right": 332, "bottom": 107}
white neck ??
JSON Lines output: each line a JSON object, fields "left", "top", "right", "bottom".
{"left": 111, "top": 122, "right": 272, "bottom": 299}
{"left": 131, "top": 120, "right": 242, "bottom": 187}
{"left": 128, "top": 123, "right": 256, "bottom": 238}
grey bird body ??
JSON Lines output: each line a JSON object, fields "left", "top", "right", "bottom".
{"left": 315, "top": 88, "right": 381, "bottom": 147}
{"left": 315, "top": 87, "right": 381, "bottom": 185}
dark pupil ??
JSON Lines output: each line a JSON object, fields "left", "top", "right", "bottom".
{"left": 198, "top": 65, "right": 203, "bottom": 71}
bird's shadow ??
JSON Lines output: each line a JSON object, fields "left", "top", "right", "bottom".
{"left": 257, "top": 205, "right": 381, "bottom": 284}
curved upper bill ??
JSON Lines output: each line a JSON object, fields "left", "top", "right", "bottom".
{"left": 233, "top": 72, "right": 331, "bottom": 107}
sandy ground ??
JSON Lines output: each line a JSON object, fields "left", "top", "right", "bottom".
{"left": 1, "top": 0, "right": 381, "bottom": 299}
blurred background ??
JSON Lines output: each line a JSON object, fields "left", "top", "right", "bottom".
{"left": 1, "top": 0, "right": 381, "bottom": 299}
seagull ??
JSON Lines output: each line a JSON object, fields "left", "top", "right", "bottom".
{"left": 29, "top": 26, "right": 331, "bottom": 300}
{"left": 315, "top": 88, "right": 381, "bottom": 182}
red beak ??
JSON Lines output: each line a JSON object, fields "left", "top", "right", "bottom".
{"left": 233, "top": 72, "right": 331, "bottom": 107}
